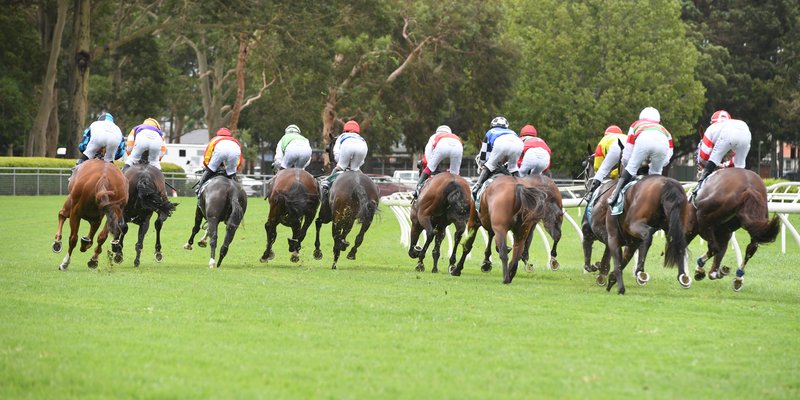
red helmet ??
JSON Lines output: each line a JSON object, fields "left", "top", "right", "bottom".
{"left": 343, "top": 120, "right": 360, "bottom": 134}
{"left": 520, "top": 124, "right": 537, "bottom": 137}
{"left": 710, "top": 110, "right": 731, "bottom": 124}
{"left": 604, "top": 125, "right": 622, "bottom": 135}
{"left": 216, "top": 127, "right": 233, "bottom": 137}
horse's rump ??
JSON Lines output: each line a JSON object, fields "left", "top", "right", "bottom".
{"left": 272, "top": 172, "right": 318, "bottom": 218}
{"left": 513, "top": 183, "right": 547, "bottom": 225}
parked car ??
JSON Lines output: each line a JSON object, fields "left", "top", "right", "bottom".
{"left": 392, "top": 170, "right": 418, "bottom": 185}
{"left": 191, "top": 169, "right": 264, "bottom": 197}
{"left": 367, "top": 174, "right": 413, "bottom": 197}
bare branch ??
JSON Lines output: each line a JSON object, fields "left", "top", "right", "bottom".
{"left": 241, "top": 73, "right": 276, "bottom": 109}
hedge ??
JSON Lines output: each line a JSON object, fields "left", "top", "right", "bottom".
{"left": 0, "top": 157, "right": 183, "bottom": 173}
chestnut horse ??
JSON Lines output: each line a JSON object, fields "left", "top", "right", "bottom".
{"left": 184, "top": 175, "right": 248, "bottom": 268}
{"left": 52, "top": 159, "right": 128, "bottom": 270}
{"left": 605, "top": 175, "right": 692, "bottom": 294}
{"left": 260, "top": 168, "right": 320, "bottom": 263}
{"left": 313, "top": 170, "right": 379, "bottom": 269}
{"left": 408, "top": 172, "right": 473, "bottom": 273}
{"left": 120, "top": 164, "right": 177, "bottom": 267}
{"left": 685, "top": 168, "right": 780, "bottom": 291}
{"left": 450, "top": 176, "right": 548, "bottom": 284}
{"left": 519, "top": 174, "right": 563, "bottom": 272}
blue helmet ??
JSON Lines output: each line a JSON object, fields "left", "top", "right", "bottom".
{"left": 97, "top": 112, "right": 114, "bottom": 123}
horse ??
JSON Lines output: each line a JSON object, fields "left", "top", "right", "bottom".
{"left": 450, "top": 175, "right": 548, "bottom": 284}
{"left": 605, "top": 174, "right": 692, "bottom": 294}
{"left": 685, "top": 168, "right": 780, "bottom": 291}
{"left": 313, "top": 170, "right": 379, "bottom": 269}
{"left": 518, "top": 174, "right": 563, "bottom": 272}
{"left": 119, "top": 163, "right": 177, "bottom": 267}
{"left": 52, "top": 159, "right": 128, "bottom": 270}
{"left": 184, "top": 175, "right": 248, "bottom": 268}
{"left": 260, "top": 168, "right": 320, "bottom": 263}
{"left": 407, "top": 172, "right": 473, "bottom": 273}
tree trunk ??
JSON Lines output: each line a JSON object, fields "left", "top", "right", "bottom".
{"left": 229, "top": 32, "right": 249, "bottom": 134}
{"left": 28, "top": 0, "right": 68, "bottom": 157}
{"left": 46, "top": 91, "right": 60, "bottom": 157}
{"left": 321, "top": 88, "right": 338, "bottom": 173}
{"left": 65, "top": 0, "right": 92, "bottom": 158}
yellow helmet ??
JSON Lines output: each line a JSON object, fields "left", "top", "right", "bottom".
{"left": 143, "top": 118, "right": 161, "bottom": 130}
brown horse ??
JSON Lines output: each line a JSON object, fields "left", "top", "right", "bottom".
{"left": 519, "top": 174, "right": 563, "bottom": 272}
{"left": 119, "top": 164, "right": 177, "bottom": 267}
{"left": 52, "top": 159, "right": 128, "bottom": 270}
{"left": 260, "top": 168, "right": 320, "bottom": 263}
{"left": 605, "top": 175, "right": 692, "bottom": 294}
{"left": 450, "top": 176, "right": 548, "bottom": 284}
{"left": 685, "top": 168, "right": 780, "bottom": 291}
{"left": 408, "top": 172, "right": 473, "bottom": 273}
{"left": 313, "top": 170, "right": 379, "bottom": 269}
{"left": 184, "top": 175, "right": 248, "bottom": 268}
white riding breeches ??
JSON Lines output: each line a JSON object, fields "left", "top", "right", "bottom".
{"left": 125, "top": 130, "right": 163, "bottom": 169}
{"left": 594, "top": 143, "right": 623, "bottom": 182}
{"left": 425, "top": 138, "right": 463, "bottom": 174}
{"left": 709, "top": 120, "right": 751, "bottom": 168}
{"left": 623, "top": 131, "right": 670, "bottom": 176}
{"left": 280, "top": 141, "right": 313, "bottom": 169}
{"left": 335, "top": 140, "right": 368, "bottom": 171}
{"left": 519, "top": 147, "right": 550, "bottom": 176}
{"left": 208, "top": 140, "right": 241, "bottom": 176}
{"left": 484, "top": 134, "right": 524, "bottom": 174}
{"left": 84, "top": 126, "right": 123, "bottom": 163}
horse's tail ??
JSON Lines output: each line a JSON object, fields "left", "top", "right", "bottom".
{"left": 95, "top": 174, "right": 126, "bottom": 237}
{"left": 513, "top": 184, "right": 547, "bottom": 224}
{"left": 229, "top": 189, "right": 245, "bottom": 228}
{"left": 136, "top": 172, "right": 176, "bottom": 220}
{"left": 444, "top": 180, "right": 470, "bottom": 218}
{"left": 274, "top": 180, "right": 313, "bottom": 217}
{"left": 740, "top": 188, "right": 780, "bottom": 244}
{"left": 355, "top": 183, "right": 378, "bottom": 224}
{"left": 661, "top": 179, "right": 688, "bottom": 268}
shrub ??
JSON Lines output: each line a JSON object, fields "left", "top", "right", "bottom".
{"left": 0, "top": 157, "right": 182, "bottom": 173}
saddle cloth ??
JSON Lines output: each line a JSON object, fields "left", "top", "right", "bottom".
{"left": 475, "top": 176, "right": 498, "bottom": 214}
{"left": 610, "top": 176, "right": 643, "bottom": 216}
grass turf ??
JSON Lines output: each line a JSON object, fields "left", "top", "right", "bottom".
{"left": 0, "top": 195, "right": 798, "bottom": 399}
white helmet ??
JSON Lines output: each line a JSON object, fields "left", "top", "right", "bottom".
{"left": 285, "top": 124, "right": 301, "bottom": 135}
{"left": 490, "top": 116, "right": 509, "bottom": 129}
{"left": 436, "top": 125, "right": 452, "bottom": 134}
{"left": 639, "top": 107, "right": 660, "bottom": 123}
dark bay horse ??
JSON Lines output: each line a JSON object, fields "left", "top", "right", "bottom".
{"left": 408, "top": 172, "right": 473, "bottom": 273}
{"left": 120, "top": 164, "right": 177, "bottom": 267}
{"left": 450, "top": 176, "right": 548, "bottom": 284}
{"left": 260, "top": 168, "right": 320, "bottom": 263}
{"left": 606, "top": 175, "right": 692, "bottom": 294}
{"left": 519, "top": 174, "right": 563, "bottom": 272}
{"left": 685, "top": 168, "right": 780, "bottom": 291}
{"left": 52, "top": 159, "right": 128, "bottom": 270}
{"left": 313, "top": 170, "right": 379, "bottom": 269}
{"left": 184, "top": 176, "right": 248, "bottom": 268}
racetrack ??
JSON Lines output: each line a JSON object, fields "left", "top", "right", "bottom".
{"left": 1, "top": 196, "right": 799, "bottom": 398}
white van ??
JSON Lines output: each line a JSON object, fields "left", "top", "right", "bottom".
{"left": 392, "top": 170, "right": 418, "bottom": 184}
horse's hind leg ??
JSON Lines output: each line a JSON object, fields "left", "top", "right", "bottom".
{"left": 206, "top": 219, "right": 220, "bottom": 268}
{"left": 90, "top": 223, "right": 110, "bottom": 268}
{"left": 581, "top": 216, "right": 597, "bottom": 273}
{"left": 53, "top": 201, "right": 70, "bottom": 253}
{"left": 707, "top": 229, "right": 732, "bottom": 281}
{"left": 733, "top": 239, "right": 759, "bottom": 291}
{"left": 631, "top": 226, "right": 657, "bottom": 286}
{"left": 430, "top": 227, "right": 447, "bottom": 274}
{"left": 449, "top": 221, "right": 466, "bottom": 272}
{"left": 288, "top": 221, "right": 303, "bottom": 263}
{"left": 218, "top": 216, "right": 241, "bottom": 268}
{"left": 184, "top": 206, "right": 204, "bottom": 250}
{"left": 260, "top": 212, "right": 279, "bottom": 263}
{"left": 494, "top": 230, "right": 512, "bottom": 284}
{"left": 153, "top": 217, "right": 164, "bottom": 262}
{"left": 59, "top": 210, "right": 81, "bottom": 271}
{"left": 313, "top": 207, "right": 332, "bottom": 260}
{"left": 521, "top": 224, "right": 536, "bottom": 272}
{"left": 408, "top": 220, "right": 424, "bottom": 259}
{"left": 80, "top": 219, "right": 101, "bottom": 253}
{"left": 451, "top": 224, "right": 478, "bottom": 276}
{"left": 546, "top": 218, "right": 563, "bottom": 271}
{"left": 134, "top": 216, "right": 152, "bottom": 267}
{"left": 508, "top": 227, "right": 532, "bottom": 283}
{"left": 346, "top": 217, "right": 371, "bottom": 261}
{"left": 606, "top": 222, "right": 626, "bottom": 294}
{"left": 413, "top": 228, "right": 435, "bottom": 272}
{"left": 481, "top": 229, "right": 495, "bottom": 273}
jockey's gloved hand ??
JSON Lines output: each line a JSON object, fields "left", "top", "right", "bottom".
{"left": 588, "top": 179, "right": 601, "bottom": 194}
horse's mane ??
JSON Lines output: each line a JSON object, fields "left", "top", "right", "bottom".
{"left": 135, "top": 167, "right": 176, "bottom": 219}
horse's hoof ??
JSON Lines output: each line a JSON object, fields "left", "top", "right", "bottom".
{"left": 696, "top": 256, "right": 706, "bottom": 268}
{"left": 525, "top": 263, "right": 535, "bottom": 273}
{"left": 617, "top": 287, "right": 626, "bottom": 295}
{"left": 431, "top": 266, "right": 438, "bottom": 274}
{"left": 113, "top": 253, "right": 123, "bottom": 264}
{"left": 154, "top": 252, "right": 163, "bottom": 263}
{"left": 87, "top": 259, "right": 98, "bottom": 269}
{"left": 480, "top": 261, "right": 492, "bottom": 273}
{"left": 52, "top": 241, "right": 62, "bottom": 253}
{"left": 209, "top": 259, "right": 215, "bottom": 269}
{"left": 694, "top": 266, "right": 706, "bottom": 281}
{"left": 449, "top": 265, "right": 461, "bottom": 276}
{"left": 346, "top": 252, "right": 356, "bottom": 260}
{"left": 313, "top": 249, "right": 323, "bottom": 260}
{"left": 733, "top": 277, "right": 743, "bottom": 292}
{"left": 596, "top": 274, "right": 607, "bottom": 286}
{"left": 408, "top": 246, "right": 421, "bottom": 258}
{"left": 709, "top": 270, "right": 720, "bottom": 280}
{"left": 59, "top": 263, "right": 68, "bottom": 271}
{"left": 134, "top": 259, "right": 140, "bottom": 268}
{"left": 678, "top": 274, "right": 692, "bottom": 289}
{"left": 183, "top": 243, "right": 192, "bottom": 250}
{"left": 415, "top": 263, "right": 424, "bottom": 272}
{"left": 636, "top": 271, "right": 650, "bottom": 286}
{"left": 80, "top": 236, "right": 91, "bottom": 245}
{"left": 331, "top": 263, "right": 337, "bottom": 270}
{"left": 549, "top": 258, "right": 560, "bottom": 271}
{"left": 291, "top": 253, "right": 300, "bottom": 263}
{"left": 584, "top": 264, "right": 597, "bottom": 273}
{"left": 268, "top": 251, "right": 275, "bottom": 261}
{"left": 198, "top": 241, "right": 207, "bottom": 248}
{"left": 720, "top": 266, "right": 731, "bottom": 277}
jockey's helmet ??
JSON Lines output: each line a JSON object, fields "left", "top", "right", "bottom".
{"left": 639, "top": 107, "right": 660, "bottom": 123}
{"left": 710, "top": 110, "right": 731, "bottom": 124}
{"left": 97, "top": 112, "right": 114, "bottom": 123}
{"left": 436, "top": 125, "right": 452, "bottom": 134}
{"left": 216, "top": 127, "right": 233, "bottom": 137}
{"left": 285, "top": 124, "right": 301, "bottom": 135}
{"left": 520, "top": 124, "right": 537, "bottom": 137}
{"left": 604, "top": 125, "right": 623, "bottom": 135}
{"left": 143, "top": 118, "right": 161, "bottom": 130}
{"left": 490, "top": 116, "right": 509, "bottom": 129}
{"left": 343, "top": 120, "right": 360, "bottom": 134}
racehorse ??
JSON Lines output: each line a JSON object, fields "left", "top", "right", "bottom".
{"left": 119, "top": 163, "right": 177, "bottom": 267}
{"left": 260, "top": 168, "right": 320, "bottom": 263}
{"left": 605, "top": 174, "right": 692, "bottom": 294}
{"left": 184, "top": 175, "right": 248, "bottom": 268}
{"left": 313, "top": 170, "right": 379, "bottom": 269}
{"left": 685, "top": 168, "right": 780, "bottom": 291}
{"left": 518, "top": 174, "right": 563, "bottom": 272}
{"left": 407, "top": 172, "right": 473, "bottom": 273}
{"left": 52, "top": 159, "right": 128, "bottom": 270}
{"left": 450, "top": 175, "right": 548, "bottom": 284}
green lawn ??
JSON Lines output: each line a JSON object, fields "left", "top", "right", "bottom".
{"left": 0, "top": 196, "right": 798, "bottom": 399}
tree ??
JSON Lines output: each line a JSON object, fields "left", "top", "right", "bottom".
{"left": 505, "top": 0, "right": 706, "bottom": 175}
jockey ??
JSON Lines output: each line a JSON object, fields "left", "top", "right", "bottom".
{"left": 75, "top": 112, "right": 124, "bottom": 168}
{"left": 414, "top": 125, "right": 463, "bottom": 198}
{"left": 320, "top": 120, "right": 367, "bottom": 197}
{"left": 691, "top": 110, "right": 751, "bottom": 197}
{"left": 196, "top": 127, "right": 243, "bottom": 194}
{"left": 607, "top": 107, "right": 673, "bottom": 205}
{"left": 587, "top": 125, "right": 627, "bottom": 194}
{"left": 517, "top": 124, "right": 551, "bottom": 176}
{"left": 473, "top": 116, "right": 524, "bottom": 197}
{"left": 122, "top": 117, "right": 166, "bottom": 173}
{"left": 273, "top": 124, "right": 312, "bottom": 172}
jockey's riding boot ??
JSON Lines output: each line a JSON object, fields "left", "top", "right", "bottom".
{"left": 121, "top": 164, "right": 130, "bottom": 173}
{"left": 607, "top": 170, "right": 633, "bottom": 206}
{"left": 196, "top": 168, "right": 214, "bottom": 196}
{"left": 227, "top": 173, "right": 237, "bottom": 182}
{"left": 71, "top": 154, "right": 90, "bottom": 176}
{"left": 413, "top": 171, "right": 430, "bottom": 199}
{"left": 511, "top": 171, "right": 520, "bottom": 177}
{"left": 692, "top": 160, "right": 717, "bottom": 199}
{"left": 588, "top": 179, "right": 601, "bottom": 195}
{"left": 472, "top": 167, "right": 493, "bottom": 198}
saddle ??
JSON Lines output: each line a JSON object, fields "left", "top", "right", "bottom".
{"left": 474, "top": 175, "right": 500, "bottom": 214}
{"left": 610, "top": 176, "right": 643, "bottom": 216}
{"left": 584, "top": 180, "right": 611, "bottom": 222}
